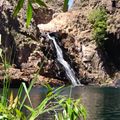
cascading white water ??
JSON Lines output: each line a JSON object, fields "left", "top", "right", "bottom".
{"left": 47, "top": 33, "right": 81, "bottom": 86}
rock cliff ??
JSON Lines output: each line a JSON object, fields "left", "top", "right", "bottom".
{"left": 0, "top": 0, "right": 120, "bottom": 86}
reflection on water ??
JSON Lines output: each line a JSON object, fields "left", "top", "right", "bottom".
{"left": 68, "top": 86, "right": 120, "bottom": 120}
{"left": 4, "top": 86, "right": 120, "bottom": 120}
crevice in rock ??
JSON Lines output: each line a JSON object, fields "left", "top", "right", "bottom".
{"left": 97, "top": 32, "right": 120, "bottom": 77}
{"left": 104, "top": 32, "right": 120, "bottom": 69}
{"left": 112, "top": 0, "right": 116, "bottom": 8}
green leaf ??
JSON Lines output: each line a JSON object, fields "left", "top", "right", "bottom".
{"left": 44, "top": 84, "right": 53, "bottom": 93}
{"left": 28, "top": 87, "right": 65, "bottom": 120}
{"left": 13, "top": 0, "right": 24, "bottom": 16}
{"left": 35, "top": 0, "right": 47, "bottom": 7}
{"left": 20, "top": 73, "right": 39, "bottom": 110}
{"left": 24, "top": 105, "right": 34, "bottom": 112}
{"left": 79, "top": 105, "right": 87, "bottom": 120}
{"left": 63, "top": 0, "right": 69, "bottom": 12}
{"left": 26, "top": 1, "right": 33, "bottom": 27}
{"left": 0, "top": 49, "right": 3, "bottom": 59}
{"left": 29, "top": 105, "right": 60, "bottom": 120}
{"left": 22, "top": 83, "right": 33, "bottom": 108}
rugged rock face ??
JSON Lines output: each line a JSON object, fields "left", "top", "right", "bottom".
{"left": 0, "top": 0, "right": 60, "bottom": 85}
{"left": 0, "top": 0, "right": 120, "bottom": 86}
{"left": 37, "top": 0, "right": 120, "bottom": 85}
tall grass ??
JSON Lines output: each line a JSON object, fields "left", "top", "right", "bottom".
{"left": 0, "top": 41, "right": 86, "bottom": 120}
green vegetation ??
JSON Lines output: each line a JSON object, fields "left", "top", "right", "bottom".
{"left": 13, "top": 0, "right": 47, "bottom": 27}
{"left": 0, "top": 78, "right": 87, "bottom": 120}
{"left": 13, "top": 0, "right": 69, "bottom": 27}
{"left": 63, "top": 0, "right": 69, "bottom": 12}
{"left": 0, "top": 42, "right": 26, "bottom": 119}
{"left": 88, "top": 7, "right": 107, "bottom": 46}
{"left": 55, "top": 97, "right": 86, "bottom": 120}
{"left": 0, "top": 103, "right": 26, "bottom": 120}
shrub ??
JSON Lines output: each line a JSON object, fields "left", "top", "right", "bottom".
{"left": 88, "top": 7, "right": 107, "bottom": 46}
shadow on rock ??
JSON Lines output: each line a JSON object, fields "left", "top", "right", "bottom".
{"left": 0, "top": 8, "right": 20, "bottom": 65}
{"left": 97, "top": 32, "right": 120, "bottom": 78}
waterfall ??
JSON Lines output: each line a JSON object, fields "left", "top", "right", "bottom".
{"left": 47, "top": 33, "right": 81, "bottom": 86}
{"left": 68, "top": 0, "right": 74, "bottom": 10}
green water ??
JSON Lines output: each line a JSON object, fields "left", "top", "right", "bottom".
{"left": 69, "top": 86, "right": 120, "bottom": 120}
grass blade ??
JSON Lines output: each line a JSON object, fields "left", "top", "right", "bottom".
{"left": 28, "top": 86, "right": 65, "bottom": 120}
{"left": 19, "top": 73, "right": 38, "bottom": 110}
{"left": 13, "top": 0, "right": 24, "bottom": 16}
{"left": 17, "top": 84, "right": 24, "bottom": 100}
{"left": 22, "top": 82, "right": 33, "bottom": 108}
{"left": 26, "top": 1, "right": 33, "bottom": 27}
{"left": 35, "top": 0, "right": 47, "bottom": 7}
{"left": 20, "top": 55, "right": 45, "bottom": 110}
{"left": 63, "top": 0, "right": 69, "bottom": 12}
{"left": 24, "top": 105, "right": 34, "bottom": 112}
{"left": 9, "top": 91, "right": 14, "bottom": 108}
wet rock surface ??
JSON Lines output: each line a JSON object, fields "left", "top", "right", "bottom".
{"left": 0, "top": 0, "right": 120, "bottom": 86}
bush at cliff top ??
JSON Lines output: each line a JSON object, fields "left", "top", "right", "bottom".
{"left": 88, "top": 7, "right": 107, "bottom": 46}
